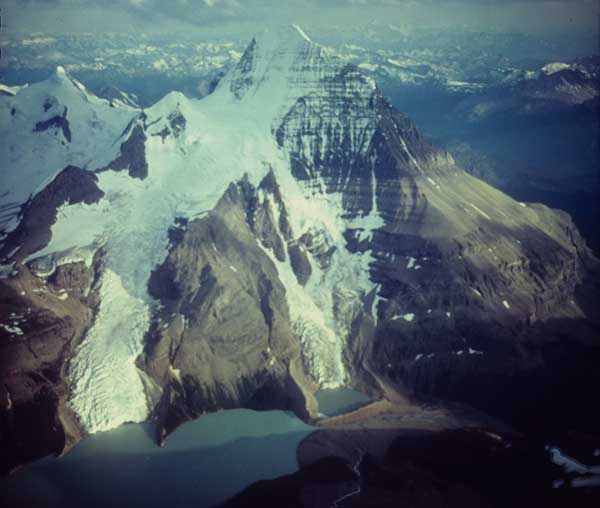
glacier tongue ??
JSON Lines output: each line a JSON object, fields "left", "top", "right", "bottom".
{"left": 68, "top": 268, "right": 150, "bottom": 433}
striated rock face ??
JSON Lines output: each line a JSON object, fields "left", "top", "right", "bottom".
{"left": 1, "top": 25, "right": 599, "bottom": 472}
{"left": 266, "top": 31, "right": 600, "bottom": 431}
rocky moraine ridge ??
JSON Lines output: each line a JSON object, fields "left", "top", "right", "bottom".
{"left": 1, "top": 25, "right": 599, "bottom": 474}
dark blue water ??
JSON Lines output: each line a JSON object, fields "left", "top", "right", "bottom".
{"left": 0, "top": 409, "right": 311, "bottom": 508}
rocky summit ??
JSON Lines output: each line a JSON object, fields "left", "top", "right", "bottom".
{"left": 1, "top": 25, "right": 599, "bottom": 474}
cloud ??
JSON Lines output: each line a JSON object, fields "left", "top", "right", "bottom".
{"left": 4, "top": 0, "right": 599, "bottom": 35}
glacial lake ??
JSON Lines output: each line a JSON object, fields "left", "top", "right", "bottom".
{"left": 316, "top": 387, "right": 371, "bottom": 417}
{"left": 0, "top": 409, "right": 311, "bottom": 508}
{"left": 0, "top": 389, "right": 370, "bottom": 507}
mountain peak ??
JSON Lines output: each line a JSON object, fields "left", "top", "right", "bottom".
{"left": 48, "top": 65, "right": 83, "bottom": 90}
{"left": 221, "top": 24, "right": 320, "bottom": 102}
{"left": 49, "top": 65, "right": 69, "bottom": 85}
{"left": 254, "top": 24, "right": 313, "bottom": 50}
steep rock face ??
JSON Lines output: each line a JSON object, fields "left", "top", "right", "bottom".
{"left": 0, "top": 251, "right": 104, "bottom": 474}
{"left": 33, "top": 106, "right": 72, "bottom": 142}
{"left": 98, "top": 120, "right": 148, "bottom": 179}
{"left": 268, "top": 28, "right": 600, "bottom": 430}
{"left": 0, "top": 166, "right": 104, "bottom": 265}
{"left": 140, "top": 173, "right": 316, "bottom": 444}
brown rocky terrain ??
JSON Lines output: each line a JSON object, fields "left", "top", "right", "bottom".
{"left": 276, "top": 75, "right": 600, "bottom": 435}
{"left": 0, "top": 251, "right": 104, "bottom": 474}
{"left": 0, "top": 164, "right": 109, "bottom": 474}
{"left": 139, "top": 172, "right": 319, "bottom": 445}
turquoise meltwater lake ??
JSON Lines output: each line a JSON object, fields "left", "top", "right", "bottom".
{"left": 315, "top": 387, "right": 371, "bottom": 417}
{"left": 0, "top": 389, "right": 370, "bottom": 507}
{"left": 0, "top": 409, "right": 311, "bottom": 508}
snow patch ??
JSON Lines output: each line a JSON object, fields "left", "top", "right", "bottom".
{"left": 549, "top": 447, "right": 600, "bottom": 475}
{"left": 0, "top": 323, "right": 24, "bottom": 336}
{"left": 169, "top": 365, "right": 182, "bottom": 383}
{"left": 541, "top": 62, "right": 571, "bottom": 75}
{"left": 471, "top": 287, "right": 482, "bottom": 297}
{"left": 469, "top": 202, "right": 491, "bottom": 220}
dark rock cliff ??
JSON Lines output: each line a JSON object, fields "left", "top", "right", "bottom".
{"left": 140, "top": 173, "right": 317, "bottom": 445}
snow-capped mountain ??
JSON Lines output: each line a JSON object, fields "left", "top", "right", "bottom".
{"left": 516, "top": 57, "right": 600, "bottom": 105}
{"left": 459, "top": 56, "right": 600, "bottom": 122}
{"left": 1, "top": 25, "right": 599, "bottom": 473}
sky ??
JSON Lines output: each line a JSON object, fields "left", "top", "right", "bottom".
{"left": 1, "top": 0, "right": 599, "bottom": 39}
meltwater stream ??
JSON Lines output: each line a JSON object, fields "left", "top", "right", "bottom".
{"left": 0, "top": 409, "right": 311, "bottom": 508}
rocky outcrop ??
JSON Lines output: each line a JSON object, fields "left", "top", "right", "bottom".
{"left": 33, "top": 106, "right": 71, "bottom": 142}
{"left": 97, "top": 121, "right": 148, "bottom": 179}
{"left": 0, "top": 250, "right": 104, "bottom": 474}
{"left": 140, "top": 173, "right": 317, "bottom": 445}
{"left": 0, "top": 166, "right": 104, "bottom": 264}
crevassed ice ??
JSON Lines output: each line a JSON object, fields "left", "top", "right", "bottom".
{"left": 263, "top": 153, "right": 380, "bottom": 388}
{"left": 68, "top": 268, "right": 150, "bottom": 432}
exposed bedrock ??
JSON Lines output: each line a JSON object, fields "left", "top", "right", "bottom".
{"left": 140, "top": 173, "right": 317, "bottom": 445}
{"left": 0, "top": 250, "right": 104, "bottom": 474}
{"left": 277, "top": 69, "right": 600, "bottom": 434}
{"left": 33, "top": 106, "right": 71, "bottom": 143}
{"left": 97, "top": 120, "right": 148, "bottom": 179}
{"left": 360, "top": 209, "right": 600, "bottom": 434}
{"left": 0, "top": 166, "right": 104, "bottom": 264}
